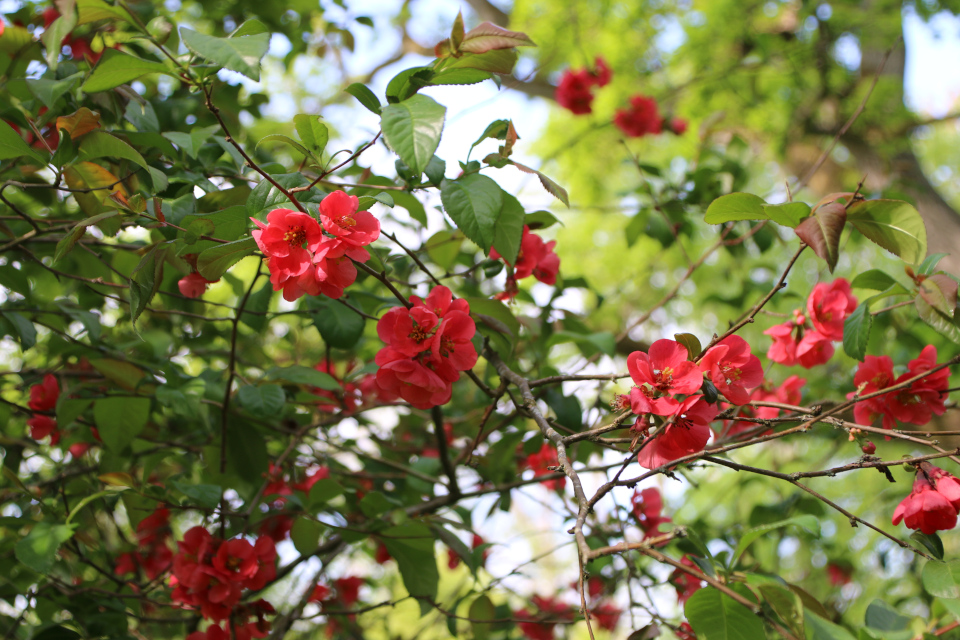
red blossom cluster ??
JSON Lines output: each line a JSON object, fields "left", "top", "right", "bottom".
{"left": 251, "top": 191, "right": 380, "bottom": 302}
{"left": 827, "top": 562, "right": 853, "bottom": 586}
{"left": 849, "top": 345, "right": 950, "bottom": 429}
{"left": 308, "top": 576, "right": 365, "bottom": 608}
{"left": 310, "top": 360, "right": 379, "bottom": 414}
{"left": 892, "top": 464, "right": 960, "bottom": 534}
{"left": 524, "top": 442, "right": 565, "bottom": 491}
{"left": 115, "top": 507, "right": 173, "bottom": 580}
{"left": 631, "top": 487, "right": 671, "bottom": 540}
{"left": 258, "top": 464, "right": 329, "bottom": 541}
{"left": 490, "top": 225, "right": 561, "bottom": 301}
{"left": 725, "top": 375, "right": 805, "bottom": 436}
{"left": 672, "top": 556, "right": 705, "bottom": 604}
{"left": 555, "top": 57, "right": 611, "bottom": 114}
{"left": 765, "top": 278, "right": 857, "bottom": 368}
{"left": 374, "top": 285, "right": 478, "bottom": 409}
{"left": 170, "top": 526, "right": 277, "bottom": 629}
{"left": 516, "top": 595, "right": 573, "bottom": 640}
{"left": 26, "top": 374, "right": 60, "bottom": 444}
{"left": 185, "top": 600, "right": 276, "bottom": 640}
{"left": 613, "top": 96, "right": 687, "bottom": 137}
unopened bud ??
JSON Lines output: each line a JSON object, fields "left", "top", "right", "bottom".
{"left": 861, "top": 441, "right": 876, "bottom": 454}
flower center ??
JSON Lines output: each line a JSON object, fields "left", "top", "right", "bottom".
{"left": 408, "top": 323, "right": 430, "bottom": 343}
{"left": 284, "top": 226, "right": 307, "bottom": 247}
{"left": 226, "top": 556, "right": 242, "bottom": 571}
{"left": 336, "top": 215, "right": 356, "bottom": 228}
{"left": 439, "top": 335, "right": 455, "bottom": 357}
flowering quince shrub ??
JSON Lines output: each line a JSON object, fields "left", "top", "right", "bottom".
{"left": 1, "top": 4, "right": 960, "bottom": 640}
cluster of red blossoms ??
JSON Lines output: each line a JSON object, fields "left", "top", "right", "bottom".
{"left": 554, "top": 57, "right": 612, "bottom": 114}
{"left": 251, "top": 191, "right": 380, "bottom": 302}
{"left": 115, "top": 507, "right": 173, "bottom": 580}
{"left": 524, "top": 442, "right": 565, "bottom": 490}
{"left": 515, "top": 595, "right": 574, "bottom": 640}
{"left": 26, "top": 373, "right": 60, "bottom": 444}
{"left": 555, "top": 56, "right": 687, "bottom": 137}
{"left": 490, "top": 225, "right": 561, "bottom": 301}
{"left": 850, "top": 345, "right": 950, "bottom": 429}
{"left": 631, "top": 487, "right": 671, "bottom": 542}
{"left": 170, "top": 526, "right": 277, "bottom": 636}
{"left": 374, "top": 285, "right": 478, "bottom": 409}
{"left": 892, "top": 464, "right": 960, "bottom": 535}
{"left": 621, "top": 335, "right": 763, "bottom": 469}
{"left": 765, "top": 278, "right": 857, "bottom": 369}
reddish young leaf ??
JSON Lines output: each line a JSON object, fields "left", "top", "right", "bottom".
{"left": 794, "top": 201, "right": 846, "bottom": 272}
{"left": 919, "top": 274, "right": 959, "bottom": 318}
{"left": 459, "top": 22, "right": 535, "bottom": 54}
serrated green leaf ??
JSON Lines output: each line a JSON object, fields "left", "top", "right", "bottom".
{"left": 180, "top": 29, "right": 270, "bottom": 81}
{"left": 237, "top": 384, "right": 286, "bottom": 418}
{"left": 762, "top": 202, "right": 810, "bottom": 227}
{"left": 345, "top": 83, "right": 382, "bottom": 115}
{"left": 94, "top": 397, "right": 151, "bottom": 452}
{"left": 293, "top": 114, "right": 329, "bottom": 155}
{"left": 0, "top": 120, "right": 47, "bottom": 164}
{"left": 264, "top": 365, "right": 339, "bottom": 390}
{"left": 842, "top": 303, "right": 872, "bottom": 361}
{"left": 82, "top": 49, "right": 172, "bottom": 93}
{"left": 380, "top": 94, "right": 446, "bottom": 176}
{"left": 15, "top": 522, "right": 77, "bottom": 574}
{"left": 704, "top": 193, "right": 767, "bottom": 224}
{"left": 847, "top": 200, "right": 927, "bottom": 265}
{"left": 196, "top": 237, "right": 257, "bottom": 280}
{"left": 440, "top": 174, "right": 503, "bottom": 253}
{"left": 685, "top": 587, "right": 765, "bottom": 640}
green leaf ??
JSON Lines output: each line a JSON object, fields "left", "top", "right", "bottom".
{"left": 293, "top": 114, "right": 329, "bottom": 155}
{"left": 0, "top": 120, "right": 47, "bottom": 164}
{"left": 851, "top": 270, "right": 900, "bottom": 291}
{"left": 429, "top": 68, "right": 492, "bottom": 86}
{"left": 15, "top": 522, "right": 77, "bottom": 574}
{"left": 180, "top": 29, "right": 271, "bottom": 81}
{"left": 918, "top": 274, "right": 958, "bottom": 317}
{"left": 918, "top": 253, "right": 949, "bottom": 275}
{"left": 345, "top": 83, "right": 382, "bottom": 115}
{"left": 915, "top": 296, "right": 960, "bottom": 344}
{"left": 491, "top": 193, "right": 525, "bottom": 265}
{"left": 842, "top": 303, "right": 872, "bottom": 361}
{"left": 57, "top": 398, "right": 92, "bottom": 428}
{"left": 758, "top": 584, "right": 804, "bottom": 639}
{"left": 704, "top": 193, "right": 767, "bottom": 224}
{"left": 441, "top": 174, "right": 503, "bottom": 253}
{"left": 674, "top": 333, "right": 702, "bottom": 360}
{"left": 380, "top": 522, "right": 439, "bottom": 600}
{"left": 42, "top": 6, "right": 77, "bottom": 69}
{"left": 526, "top": 210, "right": 562, "bottom": 230}
{"left": 685, "top": 587, "right": 765, "bottom": 640}
{"left": 470, "top": 119, "right": 510, "bottom": 153}
{"left": 26, "top": 73, "right": 83, "bottom": 110}
{"left": 425, "top": 155, "right": 446, "bottom": 186}
{"left": 847, "top": 200, "right": 928, "bottom": 264}
{"left": 255, "top": 134, "right": 313, "bottom": 160}
{"left": 307, "top": 479, "right": 344, "bottom": 508}
{"left": 264, "top": 365, "right": 339, "bottom": 390}
{"left": 911, "top": 531, "right": 945, "bottom": 561}
{"left": 172, "top": 481, "right": 221, "bottom": 509}
{"left": 196, "top": 237, "right": 257, "bottom": 280}
{"left": 734, "top": 515, "right": 819, "bottom": 561}
{"left": 93, "top": 397, "right": 151, "bottom": 452}
{"left": 237, "top": 384, "right": 286, "bottom": 418}
{"left": 510, "top": 161, "right": 570, "bottom": 207}
{"left": 380, "top": 94, "right": 446, "bottom": 176}
{"left": 762, "top": 202, "right": 811, "bottom": 228}
{"left": 425, "top": 230, "right": 464, "bottom": 271}
{"left": 804, "top": 609, "right": 856, "bottom": 640}
{"left": 4, "top": 312, "right": 36, "bottom": 350}
{"left": 864, "top": 599, "right": 911, "bottom": 632}
{"left": 443, "top": 48, "right": 518, "bottom": 74}
{"left": 922, "top": 560, "right": 960, "bottom": 599}
{"left": 54, "top": 211, "right": 119, "bottom": 264}
{"left": 305, "top": 296, "right": 366, "bottom": 349}
{"left": 469, "top": 595, "right": 495, "bottom": 640}
{"left": 291, "top": 518, "right": 325, "bottom": 554}
{"left": 794, "top": 201, "right": 846, "bottom": 272}
{"left": 77, "top": 131, "right": 149, "bottom": 173}
{"left": 77, "top": 0, "right": 131, "bottom": 24}
{"left": 81, "top": 49, "right": 172, "bottom": 93}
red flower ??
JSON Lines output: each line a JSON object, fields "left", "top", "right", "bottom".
{"left": 887, "top": 345, "right": 950, "bottom": 426}
{"left": 614, "top": 95, "right": 663, "bottom": 137}
{"left": 334, "top": 576, "right": 364, "bottom": 607}
{"left": 29, "top": 374, "right": 59, "bottom": 411}
{"left": 137, "top": 507, "right": 171, "bottom": 547}
{"left": 627, "top": 339, "right": 703, "bottom": 415}
{"left": 849, "top": 354, "right": 896, "bottom": 429}
{"left": 592, "top": 602, "right": 621, "bottom": 631}
{"left": 490, "top": 227, "right": 561, "bottom": 296}
{"left": 555, "top": 69, "right": 595, "bottom": 114}
{"left": 764, "top": 311, "right": 834, "bottom": 368}
{"left": 637, "top": 395, "right": 716, "bottom": 470}
{"left": 179, "top": 272, "right": 216, "bottom": 298}
{"left": 671, "top": 556, "right": 704, "bottom": 604}
{"left": 892, "top": 472, "right": 958, "bottom": 535}
{"left": 447, "top": 534, "right": 488, "bottom": 569}
{"left": 308, "top": 584, "right": 332, "bottom": 603}
{"left": 668, "top": 117, "right": 688, "bottom": 135}
{"left": 826, "top": 562, "right": 852, "bottom": 586}
{"left": 318, "top": 190, "right": 380, "bottom": 248}
{"left": 591, "top": 57, "right": 612, "bottom": 87}
{"left": 374, "top": 543, "right": 392, "bottom": 564}
{"left": 374, "top": 286, "right": 477, "bottom": 409}
{"left": 293, "top": 466, "right": 330, "bottom": 493}
{"left": 677, "top": 621, "right": 697, "bottom": 639}
{"left": 807, "top": 278, "right": 857, "bottom": 341}
{"left": 251, "top": 208, "right": 323, "bottom": 261}
{"left": 516, "top": 596, "right": 571, "bottom": 640}
{"left": 698, "top": 335, "right": 764, "bottom": 405}
{"left": 27, "top": 415, "right": 59, "bottom": 443}
{"left": 926, "top": 465, "right": 960, "bottom": 509}
{"left": 525, "top": 442, "right": 565, "bottom": 490}
{"left": 631, "top": 487, "right": 671, "bottom": 537}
